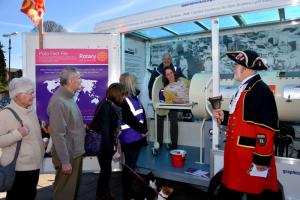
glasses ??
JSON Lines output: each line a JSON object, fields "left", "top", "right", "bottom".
{"left": 22, "top": 90, "right": 35, "bottom": 96}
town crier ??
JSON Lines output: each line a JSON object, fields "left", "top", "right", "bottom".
{"left": 212, "top": 50, "right": 280, "bottom": 200}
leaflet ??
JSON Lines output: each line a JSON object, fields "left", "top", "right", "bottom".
{"left": 249, "top": 164, "right": 270, "bottom": 178}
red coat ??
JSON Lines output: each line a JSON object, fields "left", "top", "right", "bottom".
{"left": 221, "top": 90, "right": 278, "bottom": 194}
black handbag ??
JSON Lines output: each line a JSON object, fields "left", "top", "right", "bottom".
{"left": 0, "top": 107, "right": 23, "bottom": 192}
{"left": 84, "top": 130, "right": 102, "bottom": 156}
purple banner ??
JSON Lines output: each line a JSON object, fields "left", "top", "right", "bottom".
{"left": 36, "top": 63, "right": 108, "bottom": 124}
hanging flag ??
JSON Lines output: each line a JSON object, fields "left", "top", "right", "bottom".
{"left": 21, "top": 0, "right": 45, "bottom": 26}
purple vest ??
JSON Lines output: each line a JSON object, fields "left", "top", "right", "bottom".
{"left": 119, "top": 97, "right": 145, "bottom": 144}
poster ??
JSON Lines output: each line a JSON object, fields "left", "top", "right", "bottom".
{"left": 124, "top": 37, "right": 146, "bottom": 90}
{"left": 35, "top": 49, "right": 108, "bottom": 124}
{"left": 151, "top": 25, "right": 300, "bottom": 79}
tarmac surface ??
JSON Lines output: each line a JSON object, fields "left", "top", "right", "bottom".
{"left": 0, "top": 172, "right": 216, "bottom": 200}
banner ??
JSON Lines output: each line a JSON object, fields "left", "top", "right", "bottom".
{"left": 35, "top": 49, "right": 108, "bottom": 124}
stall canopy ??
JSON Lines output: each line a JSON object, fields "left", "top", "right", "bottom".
{"left": 130, "top": 5, "right": 300, "bottom": 40}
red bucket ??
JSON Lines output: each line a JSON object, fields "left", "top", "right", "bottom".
{"left": 170, "top": 150, "right": 186, "bottom": 168}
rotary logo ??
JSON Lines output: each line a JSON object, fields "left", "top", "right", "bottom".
{"left": 97, "top": 50, "right": 108, "bottom": 62}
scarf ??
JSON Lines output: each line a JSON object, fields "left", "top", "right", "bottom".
{"left": 109, "top": 100, "right": 123, "bottom": 154}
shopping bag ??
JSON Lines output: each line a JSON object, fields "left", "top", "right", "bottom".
{"left": 0, "top": 141, "right": 21, "bottom": 192}
{"left": 0, "top": 107, "right": 22, "bottom": 192}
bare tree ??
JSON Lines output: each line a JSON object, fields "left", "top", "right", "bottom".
{"left": 0, "top": 42, "right": 7, "bottom": 93}
{"left": 32, "top": 20, "right": 67, "bottom": 32}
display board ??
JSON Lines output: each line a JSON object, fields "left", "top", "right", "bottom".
{"left": 35, "top": 49, "right": 108, "bottom": 124}
{"left": 23, "top": 32, "right": 120, "bottom": 84}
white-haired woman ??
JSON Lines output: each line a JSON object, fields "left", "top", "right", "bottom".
{"left": 0, "top": 77, "right": 44, "bottom": 200}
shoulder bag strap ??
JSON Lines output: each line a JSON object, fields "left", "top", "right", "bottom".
{"left": 2, "top": 107, "right": 23, "bottom": 162}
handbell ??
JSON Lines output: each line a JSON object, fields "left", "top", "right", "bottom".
{"left": 208, "top": 95, "right": 223, "bottom": 124}
{"left": 208, "top": 95, "right": 223, "bottom": 109}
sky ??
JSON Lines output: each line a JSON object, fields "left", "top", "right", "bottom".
{"left": 0, "top": 0, "right": 189, "bottom": 69}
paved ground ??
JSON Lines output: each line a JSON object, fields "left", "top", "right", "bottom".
{"left": 0, "top": 172, "right": 216, "bottom": 200}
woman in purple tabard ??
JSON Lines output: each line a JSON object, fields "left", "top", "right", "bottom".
{"left": 119, "top": 73, "right": 148, "bottom": 200}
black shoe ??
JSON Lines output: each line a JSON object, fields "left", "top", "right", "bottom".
{"left": 167, "top": 143, "right": 177, "bottom": 150}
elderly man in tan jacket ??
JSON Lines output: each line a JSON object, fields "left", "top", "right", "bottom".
{"left": 0, "top": 77, "right": 45, "bottom": 200}
{"left": 47, "top": 66, "right": 86, "bottom": 200}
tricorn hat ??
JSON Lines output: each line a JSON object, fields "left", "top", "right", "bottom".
{"left": 226, "top": 50, "right": 267, "bottom": 70}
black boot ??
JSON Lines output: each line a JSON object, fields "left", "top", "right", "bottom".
{"left": 97, "top": 193, "right": 114, "bottom": 200}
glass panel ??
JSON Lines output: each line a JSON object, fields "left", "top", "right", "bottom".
{"left": 165, "top": 22, "right": 204, "bottom": 34}
{"left": 219, "top": 16, "right": 239, "bottom": 29}
{"left": 198, "top": 19, "right": 211, "bottom": 30}
{"left": 285, "top": 5, "right": 300, "bottom": 20}
{"left": 138, "top": 28, "right": 173, "bottom": 38}
{"left": 199, "top": 16, "right": 239, "bottom": 30}
{"left": 242, "top": 9, "right": 279, "bottom": 25}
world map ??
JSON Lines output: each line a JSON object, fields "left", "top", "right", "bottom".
{"left": 44, "top": 78, "right": 100, "bottom": 105}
